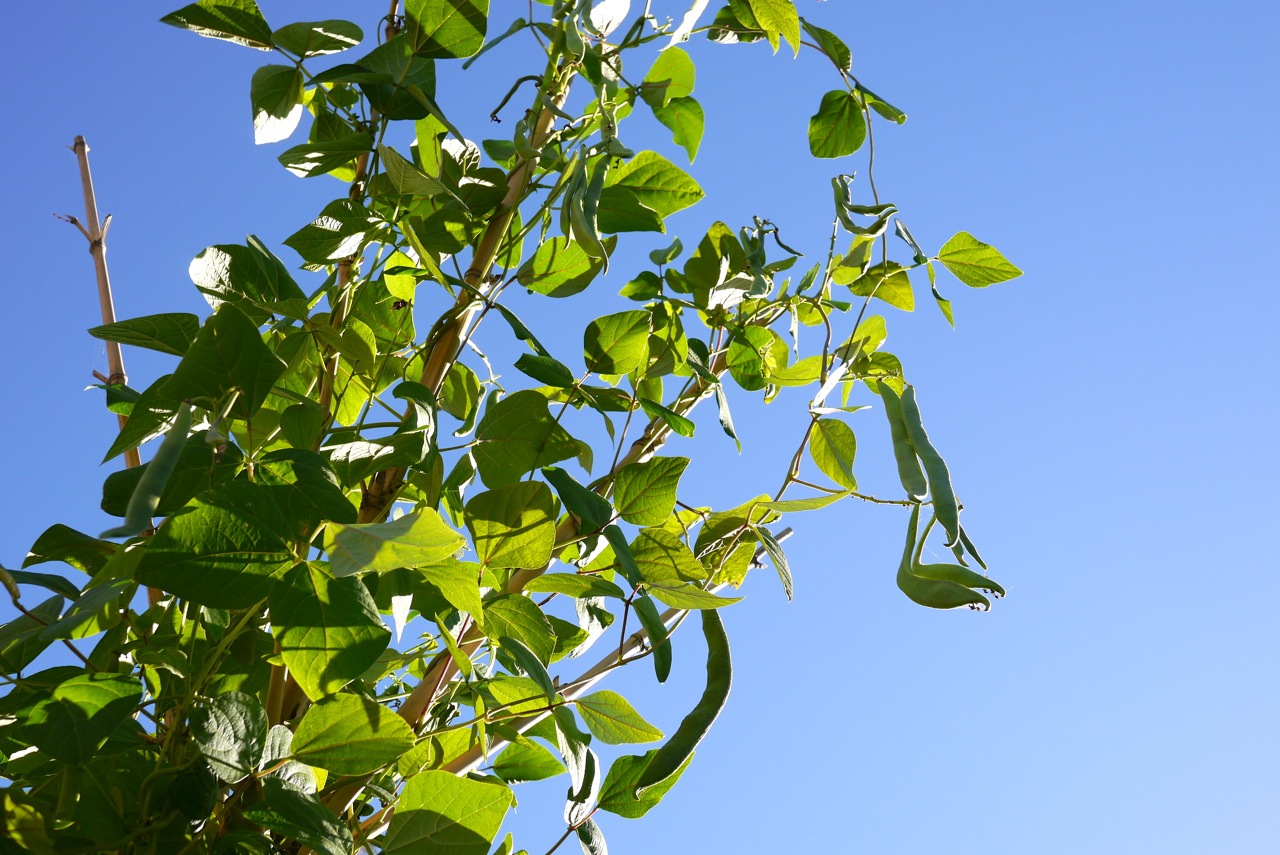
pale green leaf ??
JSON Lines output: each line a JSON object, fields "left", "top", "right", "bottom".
{"left": 325, "top": 510, "right": 465, "bottom": 576}
{"left": 291, "top": 694, "right": 415, "bottom": 775}
{"left": 577, "top": 691, "right": 664, "bottom": 745}
{"left": 937, "top": 232, "right": 1023, "bottom": 287}
{"left": 465, "top": 482, "right": 556, "bottom": 570}
{"left": 614, "top": 457, "right": 689, "bottom": 526}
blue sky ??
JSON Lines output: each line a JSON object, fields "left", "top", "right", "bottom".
{"left": 2, "top": 2, "right": 1278, "bottom": 852}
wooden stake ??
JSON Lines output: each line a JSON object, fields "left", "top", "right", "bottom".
{"left": 64, "top": 137, "right": 161, "bottom": 606}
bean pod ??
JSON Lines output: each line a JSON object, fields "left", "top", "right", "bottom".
{"left": 101, "top": 403, "right": 193, "bottom": 538}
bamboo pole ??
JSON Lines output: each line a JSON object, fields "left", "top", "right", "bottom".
{"left": 64, "top": 136, "right": 141, "bottom": 471}
{"left": 63, "top": 136, "right": 161, "bottom": 607}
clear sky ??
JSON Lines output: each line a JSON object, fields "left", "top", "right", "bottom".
{"left": 2, "top": 2, "right": 1279, "bottom": 853}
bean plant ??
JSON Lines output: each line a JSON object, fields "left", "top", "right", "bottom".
{"left": 0, "top": 1, "right": 1022, "bottom": 853}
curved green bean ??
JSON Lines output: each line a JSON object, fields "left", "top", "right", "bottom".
{"left": 896, "top": 506, "right": 996, "bottom": 610}
{"left": 101, "top": 403, "right": 192, "bottom": 538}
{"left": 878, "top": 385, "right": 928, "bottom": 501}
{"left": 898, "top": 385, "right": 960, "bottom": 546}
{"left": 634, "top": 609, "right": 732, "bottom": 797}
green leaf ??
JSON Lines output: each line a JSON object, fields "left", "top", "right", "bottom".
{"left": 760, "top": 492, "right": 848, "bottom": 513}
{"left": 607, "top": 151, "right": 704, "bottom": 218}
{"left": 87, "top": 313, "right": 199, "bottom": 357}
{"left": 277, "top": 133, "right": 371, "bottom": 177}
{"left": 651, "top": 96, "right": 705, "bottom": 163}
{"left": 189, "top": 692, "right": 267, "bottom": 782}
{"left": 809, "top": 417, "right": 857, "bottom": 490}
{"left": 242, "top": 777, "right": 352, "bottom": 855}
{"left": 323, "top": 432, "right": 429, "bottom": 487}
{"left": 136, "top": 483, "right": 294, "bottom": 609}
{"left": 404, "top": 0, "right": 491, "bottom": 58}
{"left": 325, "top": 510, "right": 465, "bottom": 577}
{"left": 22, "top": 673, "right": 141, "bottom": 765}
{"left": 641, "top": 47, "right": 695, "bottom": 108}
{"left": 596, "top": 186, "right": 666, "bottom": 235}
{"left": 2, "top": 569, "right": 81, "bottom": 601}
{"left": 727, "top": 327, "right": 784, "bottom": 392}
{"left": 250, "top": 63, "right": 305, "bottom": 144}
{"left": 542, "top": 467, "right": 612, "bottom": 532}
{"left": 102, "top": 430, "right": 241, "bottom": 517}
{"left": 0, "top": 595, "right": 62, "bottom": 673}
{"left": 584, "top": 310, "right": 650, "bottom": 375}
{"left": 631, "top": 528, "right": 703, "bottom": 585}
{"left": 269, "top": 562, "right": 391, "bottom": 700}
{"left": 614, "top": 456, "right": 689, "bottom": 526}
{"left": 291, "top": 693, "right": 414, "bottom": 775}
{"left": 753, "top": 524, "right": 793, "bottom": 601}
{"left": 599, "top": 748, "right": 694, "bottom": 818}
{"left": 416, "top": 559, "right": 484, "bottom": 620}
{"left": 856, "top": 82, "right": 907, "bottom": 124}
{"left": 937, "top": 232, "right": 1023, "bottom": 287}
{"left": 271, "top": 19, "right": 363, "bottom": 58}
{"left": 188, "top": 237, "right": 308, "bottom": 322}
{"left": 161, "top": 0, "right": 273, "bottom": 49}
{"left": 848, "top": 261, "right": 914, "bottom": 311}
{"left": 465, "top": 481, "right": 557, "bottom": 570}
{"left": 514, "top": 354, "right": 576, "bottom": 388}
{"left": 284, "top": 198, "right": 381, "bottom": 264}
{"left": 473, "top": 390, "right": 579, "bottom": 487}
{"left": 645, "top": 582, "right": 742, "bottom": 609}
{"left": 638, "top": 397, "right": 695, "bottom": 438}
{"left": 524, "top": 573, "right": 627, "bottom": 600}
{"left": 483, "top": 595, "right": 556, "bottom": 665}
{"left": 577, "top": 691, "right": 664, "bottom": 745}
{"left": 808, "top": 89, "right": 866, "bottom": 158}
{"left": 23, "top": 524, "right": 117, "bottom": 575}
{"left": 162, "top": 304, "right": 287, "bottom": 420}
{"left": 383, "top": 770, "right": 512, "bottom": 855}
{"left": 493, "top": 739, "right": 564, "bottom": 784}
{"left": 517, "top": 236, "right": 611, "bottom": 298}
{"left": 379, "top": 144, "right": 457, "bottom": 200}
{"left": 801, "top": 19, "right": 851, "bottom": 71}
{"left": 746, "top": 0, "right": 801, "bottom": 55}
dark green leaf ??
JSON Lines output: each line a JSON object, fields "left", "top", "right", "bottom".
{"left": 271, "top": 19, "right": 363, "bottom": 58}
{"left": 161, "top": 0, "right": 273, "bottom": 50}
{"left": 189, "top": 691, "right": 267, "bottom": 782}
{"left": 808, "top": 89, "right": 866, "bottom": 158}
{"left": 542, "top": 466, "right": 612, "bottom": 532}
{"left": 277, "top": 133, "right": 371, "bottom": 177}
{"left": 753, "top": 525, "right": 793, "bottom": 601}
{"left": 23, "top": 673, "right": 142, "bottom": 765}
{"left": 87, "top": 313, "right": 199, "bottom": 357}
{"left": 188, "top": 237, "right": 308, "bottom": 322}
{"left": 801, "top": 19, "right": 851, "bottom": 71}
{"left": 638, "top": 397, "right": 695, "bottom": 438}
{"left": 242, "top": 777, "right": 352, "bottom": 855}
{"left": 162, "top": 304, "right": 287, "bottom": 419}
{"left": 404, "top": 0, "right": 491, "bottom": 59}
{"left": 515, "top": 353, "right": 576, "bottom": 388}
{"left": 101, "top": 430, "right": 242, "bottom": 517}
{"left": 2, "top": 569, "right": 81, "bottom": 601}
{"left": 22, "top": 524, "right": 117, "bottom": 576}
{"left": 283, "top": 198, "right": 381, "bottom": 264}
{"left": 250, "top": 63, "right": 305, "bottom": 144}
